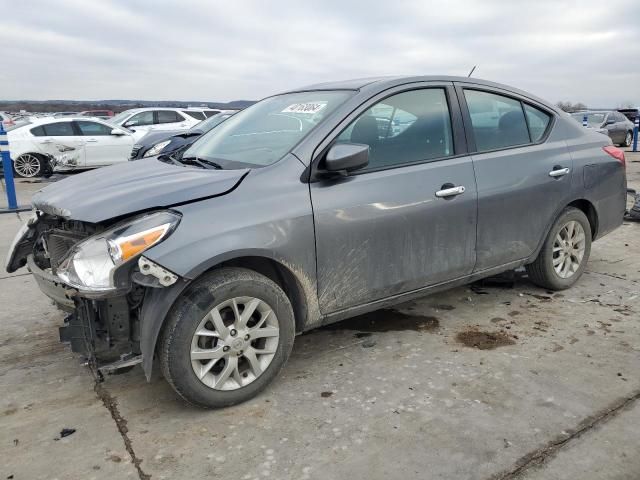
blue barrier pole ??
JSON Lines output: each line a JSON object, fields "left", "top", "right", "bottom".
{"left": 582, "top": 114, "right": 588, "bottom": 127}
{"left": 0, "top": 123, "right": 19, "bottom": 210}
{"left": 633, "top": 116, "right": 639, "bottom": 152}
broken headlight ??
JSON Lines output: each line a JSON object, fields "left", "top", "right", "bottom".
{"left": 143, "top": 140, "right": 171, "bottom": 158}
{"left": 57, "top": 211, "right": 180, "bottom": 291}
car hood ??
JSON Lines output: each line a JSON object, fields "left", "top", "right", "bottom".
{"left": 32, "top": 158, "right": 249, "bottom": 223}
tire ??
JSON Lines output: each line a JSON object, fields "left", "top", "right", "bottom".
{"left": 526, "top": 207, "right": 592, "bottom": 290}
{"left": 159, "top": 267, "right": 295, "bottom": 408}
{"left": 13, "top": 153, "right": 44, "bottom": 178}
{"left": 623, "top": 131, "right": 633, "bottom": 148}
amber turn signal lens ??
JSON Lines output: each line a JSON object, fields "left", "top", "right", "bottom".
{"left": 115, "top": 226, "right": 169, "bottom": 262}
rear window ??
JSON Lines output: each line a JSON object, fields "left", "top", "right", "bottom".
{"left": 157, "top": 110, "right": 183, "bottom": 123}
{"left": 30, "top": 125, "right": 45, "bottom": 136}
{"left": 42, "top": 122, "right": 75, "bottom": 136}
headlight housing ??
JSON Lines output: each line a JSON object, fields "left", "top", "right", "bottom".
{"left": 143, "top": 140, "right": 171, "bottom": 157}
{"left": 57, "top": 211, "right": 180, "bottom": 291}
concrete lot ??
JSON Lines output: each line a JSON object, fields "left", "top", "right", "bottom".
{"left": 1, "top": 151, "right": 639, "bottom": 480}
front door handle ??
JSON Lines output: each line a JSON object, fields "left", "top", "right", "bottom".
{"left": 435, "top": 185, "right": 466, "bottom": 198}
{"left": 85, "top": 139, "right": 99, "bottom": 143}
{"left": 40, "top": 139, "right": 53, "bottom": 144}
{"left": 549, "top": 167, "right": 570, "bottom": 178}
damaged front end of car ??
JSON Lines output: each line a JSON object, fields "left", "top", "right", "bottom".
{"left": 6, "top": 209, "right": 182, "bottom": 378}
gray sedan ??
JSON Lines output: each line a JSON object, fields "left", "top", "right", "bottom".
{"left": 571, "top": 110, "right": 635, "bottom": 147}
{"left": 6, "top": 76, "right": 627, "bottom": 408}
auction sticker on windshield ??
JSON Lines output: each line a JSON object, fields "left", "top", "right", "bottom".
{"left": 281, "top": 102, "right": 327, "bottom": 114}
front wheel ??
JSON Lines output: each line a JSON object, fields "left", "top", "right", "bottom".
{"left": 159, "top": 267, "right": 295, "bottom": 408}
{"left": 526, "top": 207, "right": 592, "bottom": 290}
{"left": 623, "top": 131, "right": 633, "bottom": 148}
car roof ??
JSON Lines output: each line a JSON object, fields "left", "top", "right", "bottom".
{"left": 281, "top": 75, "right": 559, "bottom": 111}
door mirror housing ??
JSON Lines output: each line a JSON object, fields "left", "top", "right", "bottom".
{"left": 605, "top": 118, "right": 616, "bottom": 125}
{"left": 324, "top": 143, "right": 369, "bottom": 174}
{"left": 111, "top": 128, "right": 127, "bottom": 136}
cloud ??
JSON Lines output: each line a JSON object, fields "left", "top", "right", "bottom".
{"left": 2, "top": 0, "right": 639, "bottom": 107}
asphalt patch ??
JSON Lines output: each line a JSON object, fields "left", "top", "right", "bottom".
{"left": 456, "top": 330, "right": 516, "bottom": 350}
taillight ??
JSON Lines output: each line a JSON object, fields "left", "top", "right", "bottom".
{"left": 603, "top": 145, "right": 625, "bottom": 168}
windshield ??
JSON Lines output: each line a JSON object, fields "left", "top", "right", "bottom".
{"left": 108, "top": 111, "right": 133, "bottom": 125}
{"left": 182, "top": 91, "right": 352, "bottom": 167}
{"left": 188, "top": 113, "right": 233, "bottom": 134}
{"left": 571, "top": 112, "right": 606, "bottom": 127}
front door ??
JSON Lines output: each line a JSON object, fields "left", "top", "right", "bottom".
{"left": 457, "top": 85, "right": 574, "bottom": 271}
{"left": 310, "top": 87, "right": 477, "bottom": 314}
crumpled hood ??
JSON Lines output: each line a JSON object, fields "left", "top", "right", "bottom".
{"left": 32, "top": 158, "right": 249, "bottom": 223}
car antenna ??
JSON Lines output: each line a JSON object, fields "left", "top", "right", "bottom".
{"left": 467, "top": 65, "right": 477, "bottom": 77}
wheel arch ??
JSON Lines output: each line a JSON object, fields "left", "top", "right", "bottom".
{"left": 527, "top": 197, "right": 599, "bottom": 264}
{"left": 140, "top": 252, "right": 316, "bottom": 381}
{"left": 566, "top": 198, "right": 598, "bottom": 239}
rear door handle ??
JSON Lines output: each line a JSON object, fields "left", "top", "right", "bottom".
{"left": 549, "top": 167, "right": 570, "bottom": 177}
{"left": 85, "top": 138, "right": 98, "bottom": 143}
{"left": 40, "top": 139, "right": 53, "bottom": 144}
{"left": 435, "top": 185, "right": 466, "bottom": 198}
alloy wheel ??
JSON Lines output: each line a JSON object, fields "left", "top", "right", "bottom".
{"left": 552, "top": 220, "right": 586, "bottom": 278}
{"left": 14, "top": 154, "right": 42, "bottom": 178}
{"left": 190, "top": 296, "right": 280, "bottom": 390}
{"left": 625, "top": 132, "right": 632, "bottom": 147}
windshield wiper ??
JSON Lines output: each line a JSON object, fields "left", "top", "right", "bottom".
{"left": 180, "top": 156, "right": 223, "bottom": 170}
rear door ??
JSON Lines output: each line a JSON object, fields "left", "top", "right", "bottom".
{"left": 310, "top": 84, "right": 478, "bottom": 313}
{"left": 456, "top": 83, "right": 573, "bottom": 271}
{"left": 75, "top": 120, "right": 133, "bottom": 167}
{"left": 32, "top": 121, "right": 86, "bottom": 166}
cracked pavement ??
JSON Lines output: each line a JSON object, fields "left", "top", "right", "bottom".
{"left": 1, "top": 150, "right": 639, "bottom": 480}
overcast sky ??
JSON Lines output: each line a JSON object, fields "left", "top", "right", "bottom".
{"left": 2, "top": 0, "right": 639, "bottom": 107}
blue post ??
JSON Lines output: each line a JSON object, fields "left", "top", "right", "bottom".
{"left": 633, "top": 116, "right": 639, "bottom": 152}
{"left": 582, "top": 114, "right": 588, "bottom": 127}
{"left": 0, "top": 123, "right": 18, "bottom": 210}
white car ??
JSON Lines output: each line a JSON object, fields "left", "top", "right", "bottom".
{"left": 7, "top": 117, "right": 143, "bottom": 178}
{"left": 107, "top": 107, "right": 209, "bottom": 133}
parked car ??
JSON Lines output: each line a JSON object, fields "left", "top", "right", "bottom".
{"left": 571, "top": 110, "right": 634, "bottom": 147}
{"left": 1, "top": 111, "right": 15, "bottom": 128}
{"left": 107, "top": 108, "right": 204, "bottom": 133}
{"left": 6, "top": 76, "right": 626, "bottom": 408}
{"left": 6, "top": 117, "right": 142, "bottom": 177}
{"left": 78, "top": 110, "right": 115, "bottom": 120}
{"left": 130, "top": 112, "right": 235, "bottom": 159}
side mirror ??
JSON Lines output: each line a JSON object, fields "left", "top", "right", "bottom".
{"left": 111, "top": 128, "right": 127, "bottom": 136}
{"left": 324, "top": 143, "right": 369, "bottom": 174}
{"left": 123, "top": 121, "right": 136, "bottom": 128}
{"left": 605, "top": 118, "right": 615, "bottom": 125}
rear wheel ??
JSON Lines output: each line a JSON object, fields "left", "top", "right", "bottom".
{"left": 526, "top": 207, "right": 592, "bottom": 290}
{"left": 13, "top": 153, "right": 43, "bottom": 178}
{"left": 159, "top": 267, "right": 295, "bottom": 408}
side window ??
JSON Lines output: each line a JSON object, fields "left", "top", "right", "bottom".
{"left": 182, "top": 111, "right": 206, "bottom": 120}
{"left": 204, "top": 110, "right": 221, "bottom": 118}
{"left": 464, "top": 90, "right": 530, "bottom": 151}
{"left": 30, "top": 126, "right": 45, "bottom": 137}
{"left": 42, "top": 122, "right": 75, "bottom": 136}
{"left": 157, "top": 110, "right": 182, "bottom": 124}
{"left": 76, "top": 121, "right": 113, "bottom": 136}
{"left": 126, "top": 111, "right": 154, "bottom": 127}
{"left": 335, "top": 88, "right": 454, "bottom": 170}
{"left": 523, "top": 104, "right": 551, "bottom": 142}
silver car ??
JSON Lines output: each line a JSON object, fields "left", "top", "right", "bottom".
{"left": 6, "top": 76, "right": 627, "bottom": 408}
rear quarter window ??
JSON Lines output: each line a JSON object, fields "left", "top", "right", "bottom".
{"left": 523, "top": 104, "right": 551, "bottom": 142}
